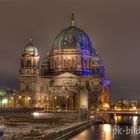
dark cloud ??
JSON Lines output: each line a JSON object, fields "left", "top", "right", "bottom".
{"left": 0, "top": 0, "right": 140, "bottom": 100}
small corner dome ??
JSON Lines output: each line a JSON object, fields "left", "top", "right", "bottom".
{"left": 43, "top": 56, "right": 49, "bottom": 64}
{"left": 24, "top": 39, "right": 38, "bottom": 54}
{"left": 92, "top": 52, "right": 103, "bottom": 64}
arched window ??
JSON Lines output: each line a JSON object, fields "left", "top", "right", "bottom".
{"left": 64, "top": 59, "right": 66, "bottom": 69}
{"left": 54, "top": 60, "right": 57, "bottom": 69}
{"left": 72, "top": 58, "right": 75, "bottom": 69}
{"left": 85, "top": 60, "right": 89, "bottom": 69}
{"left": 33, "top": 59, "right": 36, "bottom": 67}
{"left": 27, "top": 60, "right": 31, "bottom": 67}
{"left": 61, "top": 56, "right": 64, "bottom": 68}
{"left": 52, "top": 59, "right": 54, "bottom": 69}
{"left": 81, "top": 57, "right": 84, "bottom": 69}
{"left": 50, "top": 59, "right": 52, "bottom": 69}
{"left": 25, "top": 85, "right": 30, "bottom": 91}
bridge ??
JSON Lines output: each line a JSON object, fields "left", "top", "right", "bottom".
{"left": 96, "top": 110, "right": 140, "bottom": 116}
{"left": 90, "top": 110, "right": 140, "bottom": 123}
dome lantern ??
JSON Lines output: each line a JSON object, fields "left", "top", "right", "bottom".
{"left": 24, "top": 38, "right": 38, "bottom": 54}
{"left": 71, "top": 11, "right": 76, "bottom": 27}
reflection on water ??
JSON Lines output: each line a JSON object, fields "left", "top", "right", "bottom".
{"left": 69, "top": 116, "right": 140, "bottom": 140}
{"left": 69, "top": 124, "right": 113, "bottom": 140}
{"left": 103, "top": 124, "right": 112, "bottom": 140}
{"left": 133, "top": 116, "right": 138, "bottom": 125}
{"left": 114, "top": 115, "right": 140, "bottom": 125}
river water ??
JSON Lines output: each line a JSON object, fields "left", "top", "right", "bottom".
{"left": 69, "top": 116, "right": 140, "bottom": 140}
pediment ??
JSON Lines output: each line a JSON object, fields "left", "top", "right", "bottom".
{"left": 55, "top": 72, "right": 79, "bottom": 79}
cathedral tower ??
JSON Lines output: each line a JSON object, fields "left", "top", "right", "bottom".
{"left": 19, "top": 39, "right": 40, "bottom": 75}
{"left": 18, "top": 39, "right": 40, "bottom": 108}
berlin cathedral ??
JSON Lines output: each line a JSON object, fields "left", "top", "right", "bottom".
{"left": 18, "top": 13, "right": 110, "bottom": 111}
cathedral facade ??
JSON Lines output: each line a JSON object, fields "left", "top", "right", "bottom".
{"left": 18, "top": 13, "right": 110, "bottom": 111}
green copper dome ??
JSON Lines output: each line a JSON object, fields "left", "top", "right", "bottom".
{"left": 52, "top": 26, "right": 95, "bottom": 51}
{"left": 43, "top": 56, "right": 49, "bottom": 64}
{"left": 92, "top": 52, "right": 103, "bottom": 65}
{"left": 24, "top": 41, "right": 38, "bottom": 54}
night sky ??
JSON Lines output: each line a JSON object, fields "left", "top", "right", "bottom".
{"left": 0, "top": 0, "right": 140, "bottom": 100}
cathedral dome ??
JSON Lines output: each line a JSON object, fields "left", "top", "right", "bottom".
{"left": 53, "top": 26, "right": 94, "bottom": 51}
{"left": 52, "top": 12, "right": 95, "bottom": 52}
{"left": 24, "top": 39, "right": 38, "bottom": 54}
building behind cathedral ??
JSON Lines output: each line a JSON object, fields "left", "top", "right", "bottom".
{"left": 5, "top": 13, "right": 110, "bottom": 111}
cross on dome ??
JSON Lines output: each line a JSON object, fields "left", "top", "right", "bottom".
{"left": 71, "top": 10, "right": 76, "bottom": 27}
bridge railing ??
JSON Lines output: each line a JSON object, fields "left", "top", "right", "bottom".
{"left": 96, "top": 110, "right": 140, "bottom": 115}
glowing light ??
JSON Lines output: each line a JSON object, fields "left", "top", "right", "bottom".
{"left": 54, "top": 96, "right": 57, "bottom": 99}
{"left": 103, "top": 78, "right": 110, "bottom": 88}
{"left": 2, "top": 99, "right": 8, "bottom": 104}
{"left": 103, "top": 124, "right": 111, "bottom": 133}
{"left": 10, "top": 97, "right": 14, "bottom": 100}
{"left": 104, "top": 103, "right": 109, "bottom": 110}
{"left": 115, "top": 107, "right": 122, "bottom": 111}
{"left": 0, "top": 90, "right": 6, "bottom": 97}
{"left": 18, "top": 96, "right": 22, "bottom": 99}
{"left": 28, "top": 97, "right": 31, "bottom": 100}
{"left": 133, "top": 116, "right": 138, "bottom": 124}
{"left": 103, "top": 124, "right": 112, "bottom": 139}
{"left": 114, "top": 115, "right": 118, "bottom": 123}
{"left": 117, "top": 116, "right": 122, "bottom": 121}
{"left": 81, "top": 70, "right": 91, "bottom": 76}
{"left": 104, "top": 103, "right": 109, "bottom": 108}
{"left": 32, "top": 112, "right": 40, "bottom": 117}
{"left": 133, "top": 106, "right": 136, "bottom": 110}
{"left": 90, "top": 115, "right": 94, "bottom": 119}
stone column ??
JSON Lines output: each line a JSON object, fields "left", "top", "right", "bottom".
{"left": 69, "top": 96, "right": 74, "bottom": 110}
{"left": 66, "top": 96, "right": 68, "bottom": 110}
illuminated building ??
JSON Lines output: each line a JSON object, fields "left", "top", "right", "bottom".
{"left": 17, "top": 12, "right": 110, "bottom": 110}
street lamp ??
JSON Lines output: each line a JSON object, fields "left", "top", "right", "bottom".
{"left": 10, "top": 96, "right": 14, "bottom": 108}
{"left": 26, "top": 96, "right": 31, "bottom": 108}
{"left": 10, "top": 97, "right": 14, "bottom": 100}
{"left": 18, "top": 95, "right": 22, "bottom": 108}
{"left": 2, "top": 98, "right": 8, "bottom": 108}
{"left": 67, "top": 96, "right": 69, "bottom": 111}
{"left": 133, "top": 106, "right": 136, "bottom": 111}
{"left": 19, "top": 96, "right": 22, "bottom": 99}
{"left": 0, "top": 90, "right": 6, "bottom": 108}
{"left": 53, "top": 96, "right": 57, "bottom": 110}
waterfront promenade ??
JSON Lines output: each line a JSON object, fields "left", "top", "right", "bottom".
{"left": 0, "top": 110, "right": 93, "bottom": 140}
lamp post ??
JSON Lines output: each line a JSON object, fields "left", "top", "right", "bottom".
{"left": 10, "top": 96, "right": 14, "bottom": 108}
{"left": 46, "top": 97, "right": 49, "bottom": 110}
{"left": 66, "top": 96, "right": 69, "bottom": 111}
{"left": 27, "top": 96, "right": 31, "bottom": 108}
{"left": 54, "top": 96, "right": 57, "bottom": 110}
{"left": 18, "top": 95, "right": 22, "bottom": 108}
{"left": 0, "top": 90, "right": 6, "bottom": 108}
